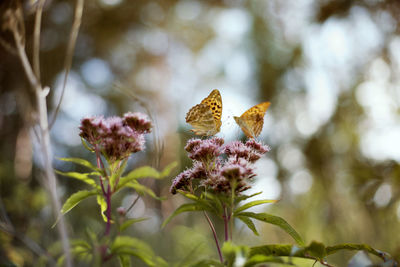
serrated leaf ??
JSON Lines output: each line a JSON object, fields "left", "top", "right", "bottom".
{"left": 159, "top": 161, "right": 178, "bottom": 178}
{"left": 57, "top": 157, "right": 100, "bottom": 172}
{"left": 234, "top": 199, "right": 277, "bottom": 214}
{"left": 237, "top": 212, "right": 304, "bottom": 246}
{"left": 161, "top": 203, "right": 207, "bottom": 228}
{"left": 96, "top": 195, "right": 108, "bottom": 222}
{"left": 120, "top": 218, "right": 149, "bottom": 232}
{"left": 116, "top": 166, "right": 160, "bottom": 191}
{"left": 61, "top": 190, "right": 98, "bottom": 214}
{"left": 236, "top": 216, "right": 259, "bottom": 236}
{"left": 56, "top": 170, "right": 99, "bottom": 188}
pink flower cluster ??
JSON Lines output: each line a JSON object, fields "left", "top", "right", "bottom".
{"left": 79, "top": 112, "right": 152, "bottom": 162}
{"left": 170, "top": 138, "right": 270, "bottom": 195}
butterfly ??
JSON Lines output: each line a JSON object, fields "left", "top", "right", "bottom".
{"left": 185, "top": 89, "right": 222, "bottom": 136}
{"left": 234, "top": 102, "right": 270, "bottom": 138}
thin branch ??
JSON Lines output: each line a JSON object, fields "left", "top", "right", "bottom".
{"left": 6, "top": 7, "right": 73, "bottom": 267}
{"left": 49, "top": 0, "right": 84, "bottom": 129}
{"left": 33, "top": 0, "right": 46, "bottom": 79}
{"left": 126, "top": 194, "right": 141, "bottom": 214}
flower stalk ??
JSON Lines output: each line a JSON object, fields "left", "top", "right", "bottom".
{"left": 79, "top": 113, "right": 153, "bottom": 237}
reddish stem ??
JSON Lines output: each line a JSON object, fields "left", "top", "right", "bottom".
{"left": 104, "top": 183, "right": 112, "bottom": 235}
{"left": 203, "top": 211, "right": 223, "bottom": 263}
{"left": 95, "top": 149, "right": 112, "bottom": 236}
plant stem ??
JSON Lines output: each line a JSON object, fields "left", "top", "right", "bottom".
{"left": 95, "top": 150, "right": 107, "bottom": 196}
{"left": 223, "top": 205, "right": 229, "bottom": 242}
{"left": 105, "top": 184, "right": 112, "bottom": 235}
{"left": 203, "top": 211, "right": 223, "bottom": 263}
{"left": 94, "top": 150, "right": 112, "bottom": 236}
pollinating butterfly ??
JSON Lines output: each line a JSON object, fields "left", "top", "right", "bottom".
{"left": 185, "top": 89, "right": 222, "bottom": 136}
{"left": 234, "top": 102, "right": 270, "bottom": 139}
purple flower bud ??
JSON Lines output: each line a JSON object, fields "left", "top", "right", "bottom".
{"left": 170, "top": 169, "right": 192, "bottom": 194}
{"left": 245, "top": 139, "right": 270, "bottom": 154}
{"left": 170, "top": 137, "right": 270, "bottom": 196}
{"left": 79, "top": 114, "right": 151, "bottom": 163}
{"left": 185, "top": 138, "right": 203, "bottom": 153}
{"left": 224, "top": 141, "right": 251, "bottom": 160}
{"left": 185, "top": 137, "right": 224, "bottom": 161}
{"left": 117, "top": 207, "right": 126, "bottom": 216}
{"left": 123, "top": 112, "right": 153, "bottom": 134}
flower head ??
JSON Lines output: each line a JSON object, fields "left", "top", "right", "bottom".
{"left": 123, "top": 112, "right": 153, "bottom": 134}
{"left": 185, "top": 137, "right": 224, "bottom": 162}
{"left": 79, "top": 113, "right": 151, "bottom": 163}
{"left": 172, "top": 137, "right": 269, "bottom": 195}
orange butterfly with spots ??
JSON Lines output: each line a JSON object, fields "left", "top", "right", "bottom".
{"left": 185, "top": 89, "right": 222, "bottom": 136}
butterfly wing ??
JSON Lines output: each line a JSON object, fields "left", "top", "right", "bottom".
{"left": 234, "top": 101, "right": 270, "bottom": 138}
{"left": 185, "top": 89, "right": 222, "bottom": 136}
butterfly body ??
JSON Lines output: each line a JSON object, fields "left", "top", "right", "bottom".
{"left": 234, "top": 101, "right": 270, "bottom": 138}
{"left": 185, "top": 89, "right": 222, "bottom": 136}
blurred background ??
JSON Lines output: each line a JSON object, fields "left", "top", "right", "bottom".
{"left": 1, "top": 0, "right": 400, "bottom": 266}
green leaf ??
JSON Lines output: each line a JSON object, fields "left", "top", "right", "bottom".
{"left": 203, "top": 193, "right": 224, "bottom": 215}
{"left": 234, "top": 199, "right": 278, "bottom": 214}
{"left": 178, "top": 191, "right": 199, "bottom": 201}
{"left": 71, "top": 239, "right": 92, "bottom": 261}
{"left": 57, "top": 157, "right": 100, "bottom": 172}
{"left": 111, "top": 236, "right": 156, "bottom": 267}
{"left": 249, "top": 244, "right": 298, "bottom": 257}
{"left": 180, "top": 191, "right": 220, "bottom": 215}
{"left": 234, "top": 192, "right": 263, "bottom": 205}
{"left": 159, "top": 161, "right": 178, "bottom": 178}
{"left": 55, "top": 170, "right": 99, "bottom": 188}
{"left": 326, "top": 243, "right": 389, "bottom": 260}
{"left": 120, "top": 218, "right": 149, "bottom": 232}
{"left": 236, "top": 216, "right": 259, "bottom": 236}
{"left": 61, "top": 190, "right": 98, "bottom": 214}
{"left": 96, "top": 195, "right": 108, "bottom": 222}
{"left": 244, "top": 255, "right": 286, "bottom": 267}
{"left": 126, "top": 181, "right": 162, "bottom": 200}
{"left": 118, "top": 255, "right": 131, "bottom": 267}
{"left": 222, "top": 242, "right": 250, "bottom": 267}
{"left": 117, "top": 166, "right": 160, "bottom": 191}
{"left": 236, "top": 212, "right": 304, "bottom": 246}
{"left": 161, "top": 203, "right": 207, "bottom": 228}
{"left": 306, "top": 241, "right": 326, "bottom": 259}
{"left": 110, "top": 159, "right": 128, "bottom": 190}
